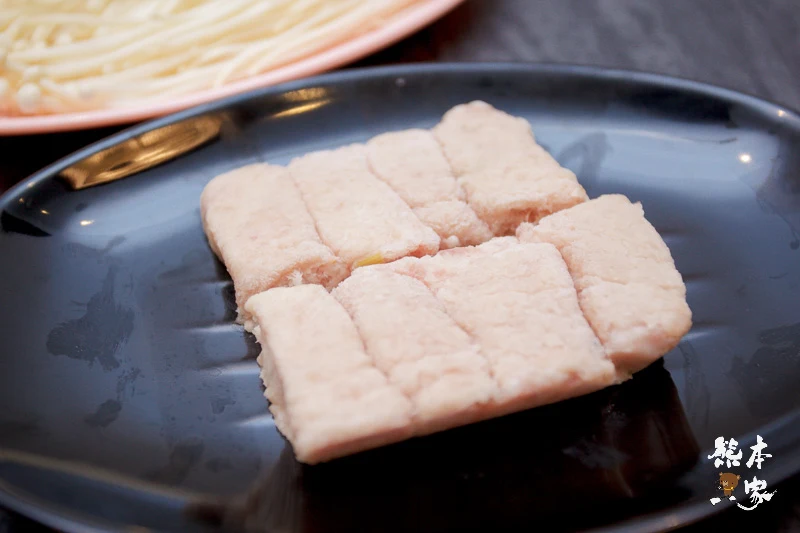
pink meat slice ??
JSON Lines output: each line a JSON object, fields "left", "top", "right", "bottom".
{"left": 245, "top": 284, "right": 413, "bottom": 465}
{"left": 245, "top": 238, "right": 628, "bottom": 464}
{"left": 432, "top": 101, "right": 588, "bottom": 235}
{"left": 200, "top": 163, "right": 347, "bottom": 329}
{"left": 384, "top": 241, "right": 617, "bottom": 415}
{"left": 367, "top": 129, "right": 492, "bottom": 248}
{"left": 411, "top": 201, "right": 493, "bottom": 249}
{"left": 288, "top": 143, "right": 440, "bottom": 268}
{"left": 517, "top": 194, "right": 692, "bottom": 375}
{"left": 333, "top": 267, "right": 496, "bottom": 435}
{"left": 367, "top": 129, "right": 464, "bottom": 206}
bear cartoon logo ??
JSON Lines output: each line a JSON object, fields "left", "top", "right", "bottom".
{"left": 718, "top": 472, "right": 740, "bottom": 497}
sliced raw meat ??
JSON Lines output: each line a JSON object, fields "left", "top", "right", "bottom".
{"left": 367, "top": 129, "right": 492, "bottom": 247}
{"left": 245, "top": 284, "right": 413, "bottom": 465}
{"left": 433, "top": 100, "right": 588, "bottom": 235}
{"left": 517, "top": 194, "right": 692, "bottom": 375}
{"left": 288, "top": 143, "right": 440, "bottom": 268}
{"left": 200, "top": 163, "right": 347, "bottom": 329}
{"left": 411, "top": 200, "right": 492, "bottom": 249}
{"left": 367, "top": 129, "right": 464, "bottom": 206}
{"left": 246, "top": 238, "right": 621, "bottom": 464}
{"left": 384, "top": 241, "right": 618, "bottom": 415}
{"left": 333, "top": 268, "right": 495, "bottom": 435}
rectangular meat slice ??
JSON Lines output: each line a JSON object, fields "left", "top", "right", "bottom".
{"left": 288, "top": 143, "right": 441, "bottom": 268}
{"left": 367, "top": 129, "right": 492, "bottom": 248}
{"left": 245, "top": 284, "right": 414, "bottom": 465}
{"left": 246, "top": 238, "right": 621, "bottom": 464}
{"left": 200, "top": 163, "right": 347, "bottom": 329}
{"left": 367, "top": 129, "right": 464, "bottom": 207}
{"left": 517, "top": 194, "right": 692, "bottom": 375}
{"left": 385, "top": 241, "right": 618, "bottom": 415}
{"left": 433, "top": 100, "right": 589, "bottom": 235}
{"left": 333, "top": 267, "right": 496, "bottom": 435}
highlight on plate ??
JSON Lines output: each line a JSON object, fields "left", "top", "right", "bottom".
{"left": 0, "top": 0, "right": 424, "bottom": 115}
{"left": 200, "top": 101, "right": 693, "bottom": 464}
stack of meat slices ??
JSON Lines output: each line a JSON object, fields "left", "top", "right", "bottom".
{"left": 200, "top": 101, "right": 692, "bottom": 464}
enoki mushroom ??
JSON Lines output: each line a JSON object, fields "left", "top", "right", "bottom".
{"left": 0, "top": 0, "right": 422, "bottom": 115}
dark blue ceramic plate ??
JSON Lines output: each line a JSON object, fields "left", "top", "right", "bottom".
{"left": 1, "top": 64, "right": 799, "bottom": 533}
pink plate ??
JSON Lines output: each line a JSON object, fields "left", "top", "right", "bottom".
{"left": 0, "top": 0, "right": 464, "bottom": 136}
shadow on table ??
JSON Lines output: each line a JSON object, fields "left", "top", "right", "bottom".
{"left": 197, "top": 362, "right": 701, "bottom": 533}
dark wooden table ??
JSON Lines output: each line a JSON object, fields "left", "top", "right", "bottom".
{"left": 1, "top": 0, "right": 799, "bottom": 531}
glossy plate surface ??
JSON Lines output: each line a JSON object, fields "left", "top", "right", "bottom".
{"left": 0, "top": 0, "right": 463, "bottom": 135}
{"left": 1, "top": 64, "right": 799, "bottom": 533}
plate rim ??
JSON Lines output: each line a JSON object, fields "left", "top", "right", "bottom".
{"left": 0, "top": 0, "right": 465, "bottom": 136}
{"left": 2, "top": 62, "right": 800, "bottom": 533}
{"left": 6, "top": 62, "right": 800, "bottom": 202}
